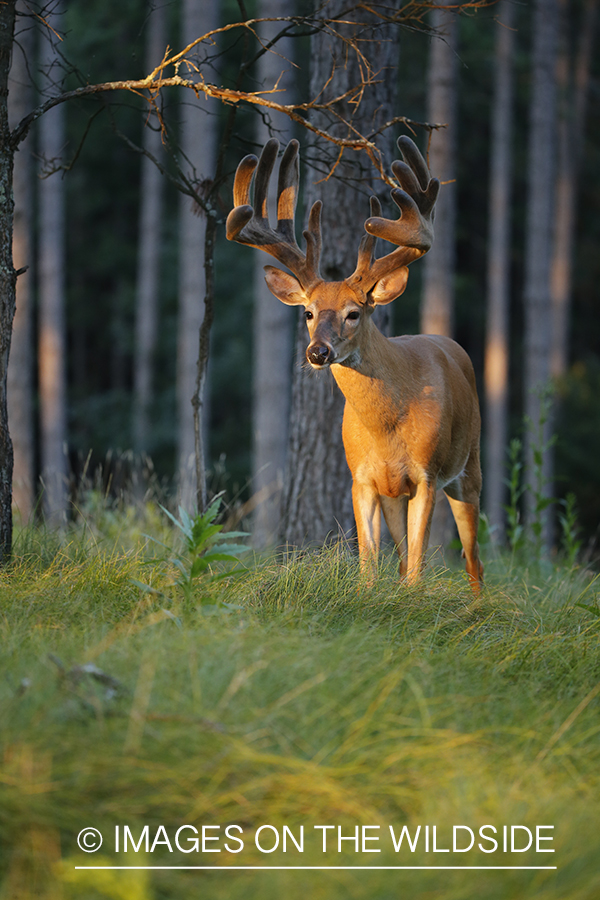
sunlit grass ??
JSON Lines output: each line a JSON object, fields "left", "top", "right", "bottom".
{"left": 1, "top": 514, "right": 599, "bottom": 898}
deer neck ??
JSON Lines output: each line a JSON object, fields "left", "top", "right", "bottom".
{"left": 331, "top": 318, "right": 412, "bottom": 434}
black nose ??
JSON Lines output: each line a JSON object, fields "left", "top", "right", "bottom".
{"left": 307, "top": 343, "right": 331, "bottom": 366}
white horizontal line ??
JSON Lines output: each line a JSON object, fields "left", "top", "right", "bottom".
{"left": 75, "top": 866, "right": 558, "bottom": 871}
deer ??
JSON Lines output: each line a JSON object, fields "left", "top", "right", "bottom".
{"left": 227, "top": 136, "right": 483, "bottom": 593}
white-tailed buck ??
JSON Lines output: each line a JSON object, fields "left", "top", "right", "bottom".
{"left": 227, "top": 137, "right": 483, "bottom": 592}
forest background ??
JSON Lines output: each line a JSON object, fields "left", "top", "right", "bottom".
{"left": 7, "top": 0, "right": 600, "bottom": 557}
{"left": 3, "top": 4, "right": 600, "bottom": 897}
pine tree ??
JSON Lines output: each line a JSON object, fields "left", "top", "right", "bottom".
{"left": 281, "top": 3, "right": 398, "bottom": 546}
{"left": 484, "top": 0, "right": 515, "bottom": 540}
{"left": 251, "top": 0, "right": 295, "bottom": 548}
{"left": 38, "top": 3, "right": 68, "bottom": 525}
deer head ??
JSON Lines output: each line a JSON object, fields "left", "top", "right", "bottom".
{"left": 226, "top": 136, "right": 439, "bottom": 369}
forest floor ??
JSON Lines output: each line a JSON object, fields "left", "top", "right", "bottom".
{"left": 1, "top": 502, "right": 599, "bottom": 900}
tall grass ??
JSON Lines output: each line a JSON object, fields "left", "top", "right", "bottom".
{"left": 1, "top": 511, "right": 599, "bottom": 899}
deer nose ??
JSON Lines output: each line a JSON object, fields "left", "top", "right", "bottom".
{"left": 307, "top": 343, "right": 332, "bottom": 366}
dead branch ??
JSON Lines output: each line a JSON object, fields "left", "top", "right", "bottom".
{"left": 11, "top": 4, "right": 483, "bottom": 179}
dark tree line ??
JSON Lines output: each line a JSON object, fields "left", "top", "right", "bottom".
{"left": 1, "top": 0, "right": 599, "bottom": 563}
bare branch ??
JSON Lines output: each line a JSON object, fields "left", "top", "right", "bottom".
{"left": 10, "top": 5, "right": 481, "bottom": 163}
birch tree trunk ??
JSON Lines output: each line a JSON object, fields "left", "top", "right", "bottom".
{"left": 523, "top": 0, "right": 559, "bottom": 540}
{"left": 251, "top": 0, "right": 294, "bottom": 548}
{"left": 0, "top": 0, "right": 17, "bottom": 560}
{"left": 484, "top": 0, "right": 515, "bottom": 540}
{"left": 38, "top": 5, "right": 69, "bottom": 526}
{"left": 176, "top": 0, "right": 218, "bottom": 510}
{"left": 133, "top": 1, "right": 167, "bottom": 457}
{"left": 551, "top": 0, "right": 597, "bottom": 380}
{"left": 281, "top": 5, "right": 398, "bottom": 547}
{"left": 8, "top": 3, "right": 34, "bottom": 521}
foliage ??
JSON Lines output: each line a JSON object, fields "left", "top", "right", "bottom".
{"left": 525, "top": 387, "right": 558, "bottom": 557}
{"left": 555, "top": 358, "right": 600, "bottom": 546}
{"left": 1, "top": 512, "right": 600, "bottom": 897}
{"left": 140, "top": 494, "right": 250, "bottom": 606}
{"left": 504, "top": 437, "right": 525, "bottom": 555}
{"left": 558, "top": 493, "right": 583, "bottom": 570}
{"left": 503, "top": 389, "right": 587, "bottom": 568}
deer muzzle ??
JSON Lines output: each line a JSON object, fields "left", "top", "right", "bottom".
{"left": 306, "top": 341, "right": 336, "bottom": 367}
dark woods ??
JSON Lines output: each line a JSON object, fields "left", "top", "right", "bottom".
{"left": 3, "top": 0, "right": 600, "bottom": 558}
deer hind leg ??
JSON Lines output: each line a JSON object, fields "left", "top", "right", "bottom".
{"left": 444, "top": 471, "right": 484, "bottom": 593}
{"left": 381, "top": 495, "right": 408, "bottom": 576}
{"left": 405, "top": 481, "right": 437, "bottom": 583}
{"left": 352, "top": 481, "right": 381, "bottom": 577}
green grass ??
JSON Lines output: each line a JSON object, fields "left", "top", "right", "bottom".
{"left": 1, "top": 516, "right": 599, "bottom": 899}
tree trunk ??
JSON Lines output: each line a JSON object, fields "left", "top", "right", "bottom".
{"left": 38, "top": 6, "right": 69, "bottom": 526}
{"left": 523, "top": 0, "right": 559, "bottom": 542}
{"left": 177, "top": 0, "right": 218, "bottom": 510}
{"left": 251, "top": 0, "right": 295, "bottom": 548}
{"left": 551, "top": 0, "right": 597, "bottom": 380}
{"left": 280, "top": 5, "right": 398, "bottom": 547}
{"left": 484, "top": 0, "right": 515, "bottom": 541}
{"left": 0, "top": 0, "right": 17, "bottom": 561}
{"left": 421, "top": 2, "right": 459, "bottom": 554}
{"left": 8, "top": 2, "right": 34, "bottom": 522}
{"left": 133, "top": 0, "right": 167, "bottom": 456}
{"left": 421, "top": 2, "right": 458, "bottom": 338}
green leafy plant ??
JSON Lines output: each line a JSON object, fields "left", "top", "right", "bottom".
{"left": 503, "top": 437, "right": 525, "bottom": 556}
{"left": 525, "top": 386, "right": 557, "bottom": 558}
{"left": 558, "top": 492, "right": 583, "bottom": 568}
{"left": 137, "top": 494, "right": 250, "bottom": 608}
{"left": 504, "top": 388, "right": 574, "bottom": 564}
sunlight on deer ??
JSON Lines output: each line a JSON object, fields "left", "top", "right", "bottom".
{"left": 227, "top": 137, "right": 483, "bottom": 593}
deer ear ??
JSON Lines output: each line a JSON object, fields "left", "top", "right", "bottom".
{"left": 369, "top": 267, "right": 409, "bottom": 305}
{"left": 264, "top": 266, "right": 307, "bottom": 306}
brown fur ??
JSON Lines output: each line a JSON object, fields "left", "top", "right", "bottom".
{"left": 266, "top": 274, "right": 483, "bottom": 593}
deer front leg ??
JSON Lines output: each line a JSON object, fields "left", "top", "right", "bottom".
{"left": 381, "top": 495, "right": 408, "bottom": 576}
{"left": 406, "top": 481, "right": 437, "bottom": 583}
{"left": 352, "top": 481, "right": 381, "bottom": 577}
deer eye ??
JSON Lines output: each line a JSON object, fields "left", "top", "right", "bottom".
{"left": 304, "top": 310, "right": 314, "bottom": 321}
{"left": 346, "top": 310, "right": 360, "bottom": 322}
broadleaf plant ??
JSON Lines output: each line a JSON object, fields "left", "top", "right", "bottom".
{"left": 138, "top": 493, "right": 250, "bottom": 609}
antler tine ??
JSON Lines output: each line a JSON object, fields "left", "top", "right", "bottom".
{"left": 232, "top": 154, "right": 258, "bottom": 209}
{"left": 227, "top": 153, "right": 258, "bottom": 241}
{"left": 226, "top": 139, "right": 322, "bottom": 291}
{"left": 227, "top": 139, "right": 281, "bottom": 244}
{"left": 303, "top": 199, "right": 323, "bottom": 281}
{"left": 397, "top": 134, "right": 431, "bottom": 191}
{"left": 253, "top": 138, "right": 279, "bottom": 225}
{"left": 276, "top": 139, "right": 300, "bottom": 245}
{"left": 349, "top": 196, "right": 381, "bottom": 284}
{"left": 350, "top": 137, "right": 440, "bottom": 293}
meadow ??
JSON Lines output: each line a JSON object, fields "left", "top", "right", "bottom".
{"left": 0, "top": 498, "right": 599, "bottom": 899}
